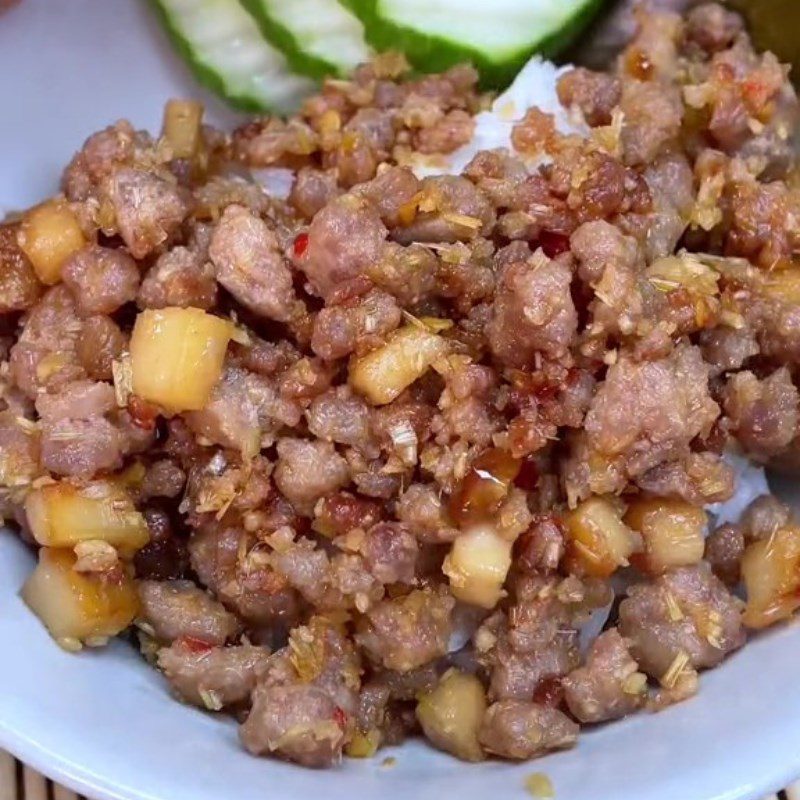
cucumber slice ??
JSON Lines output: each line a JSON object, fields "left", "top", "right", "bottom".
{"left": 241, "top": 0, "right": 370, "bottom": 78}
{"left": 150, "top": 0, "right": 315, "bottom": 112}
{"left": 343, "top": 0, "right": 604, "bottom": 88}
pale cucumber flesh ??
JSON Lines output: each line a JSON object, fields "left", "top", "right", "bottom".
{"left": 152, "top": 0, "right": 314, "bottom": 112}
{"left": 243, "top": 0, "right": 370, "bottom": 77}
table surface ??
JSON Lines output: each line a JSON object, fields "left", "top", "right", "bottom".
{"left": 1, "top": 749, "right": 798, "bottom": 800}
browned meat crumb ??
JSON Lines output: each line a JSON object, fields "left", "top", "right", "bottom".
{"left": 488, "top": 249, "right": 577, "bottom": 366}
{"left": 723, "top": 368, "right": 799, "bottom": 460}
{"left": 274, "top": 437, "right": 350, "bottom": 512}
{"left": 158, "top": 640, "right": 269, "bottom": 709}
{"left": 0, "top": 223, "right": 42, "bottom": 313}
{"left": 9, "top": 286, "right": 86, "bottom": 397}
{"left": 738, "top": 494, "right": 791, "bottom": 542}
{"left": 6, "top": 4, "right": 800, "bottom": 769}
{"left": 557, "top": 67, "right": 621, "bottom": 126}
{"left": 704, "top": 523, "right": 745, "bottom": 586}
{"left": 76, "top": 315, "right": 126, "bottom": 381}
{"left": 240, "top": 683, "right": 346, "bottom": 766}
{"left": 138, "top": 579, "right": 241, "bottom": 645}
{"left": 189, "top": 524, "right": 301, "bottom": 628}
{"left": 478, "top": 700, "right": 578, "bottom": 760}
{"left": 106, "top": 167, "right": 193, "bottom": 258}
{"left": 209, "top": 204, "right": 302, "bottom": 322}
{"left": 138, "top": 244, "right": 217, "bottom": 310}
{"left": 356, "top": 588, "right": 454, "bottom": 672}
{"left": 299, "top": 194, "right": 387, "bottom": 299}
{"left": 619, "top": 564, "right": 745, "bottom": 679}
{"left": 562, "top": 629, "right": 646, "bottom": 723}
{"left": 61, "top": 245, "right": 139, "bottom": 317}
{"left": 311, "top": 288, "right": 401, "bottom": 361}
{"left": 239, "top": 617, "right": 360, "bottom": 766}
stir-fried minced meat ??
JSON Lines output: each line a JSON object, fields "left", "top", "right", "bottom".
{"left": 9, "top": 286, "right": 86, "bottom": 398}
{"left": 188, "top": 524, "right": 301, "bottom": 629}
{"left": 565, "top": 344, "right": 720, "bottom": 501}
{"left": 274, "top": 438, "right": 351, "bottom": 512}
{"left": 36, "top": 379, "right": 150, "bottom": 478}
{"left": 241, "top": 683, "right": 346, "bottom": 767}
{"left": 723, "top": 368, "right": 800, "bottom": 460}
{"left": 311, "top": 288, "right": 401, "bottom": 361}
{"left": 0, "top": 223, "right": 43, "bottom": 313}
{"left": 138, "top": 243, "right": 218, "bottom": 310}
{"left": 488, "top": 248, "right": 577, "bottom": 366}
{"left": 619, "top": 564, "right": 745, "bottom": 678}
{"left": 137, "top": 579, "right": 241, "bottom": 645}
{"left": 485, "top": 579, "right": 581, "bottom": 701}
{"left": 738, "top": 494, "right": 792, "bottom": 542}
{"left": 478, "top": 701, "right": 579, "bottom": 760}
{"left": 7, "top": 3, "right": 800, "bottom": 769}
{"left": 61, "top": 245, "right": 139, "bottom": 317}
{"left": 209, "top": 204, "right": 303, "bottom": 323}
{"left": 356, "top": 588, "right": 455, "bottom": 672}
{"left": 562, "top": 629, "right": 646, "bottom": 723}
{"left": 299, "top": 194, "right": 388, "bottom": 299}
{"left": 704, "top": 524, "right": 745, "bottom": 586}
{"left": 106, "top": 167, "right": 193, "bottom": 259}
{"left": 239, "top": 617, "right": 361, "bottom": 766}
{"left": 158, "top": 640, "right": 269, "bottom": 709}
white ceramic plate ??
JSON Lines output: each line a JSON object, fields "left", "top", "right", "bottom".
{"left": 1, "top": 3, "right": 800, "bottom": 799}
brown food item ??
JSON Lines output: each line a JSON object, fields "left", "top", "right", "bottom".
{"left": 619, "top": 564, "right": 745, "bottom": 678}
{"left": 209, "top": 204, "right": 301, "bottom": 322}
{"left": 137, "top": 579, "right": 241, "bottom": 645}
{"left": 356, "top": 588, "right": 454, "bottom": 672}
{"left": 0, "top": 223, "right": 43, "bottom": 312}
{"left": 562, "top": 629, "right": 646, "bottom": 723}
{"left": 158, "top": 640, "right": 269, "bottom": 709}
{"left": 106, "top": 167, "right": 192, "bottom": 259}
{"left": 7, "top": 5, "right": 800, "bottom": 768}
{"left": 478, "top": 700, "right": 579, "bottom": 760}
{"left": 138, "top": 244, "right": 217, "bottom": 310}
{"left": 61, "top": 245, "right": 140, "bottom": 317}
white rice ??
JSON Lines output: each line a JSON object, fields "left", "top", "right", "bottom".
{"left": 250, "top": 167, "right": 295, "bottom": 200}
{"left": 252, "top": 56, "right": 586, "bottom": 192}
{"left": 578, "top": 596, "right": 614, "bottom": 655}
{"left": 410, "top": 56, "right": 587, "bottom": 179}
{"left": 707, "top": 450, "right": 770, "bottom": 526}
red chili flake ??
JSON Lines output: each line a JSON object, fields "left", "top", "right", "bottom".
{"left": 742, "top": 77, "right": 772, "bottom": 113}
{"left": 293, "top": 232, "right": 309, "bottom": 257}
{"left": 538, "top": 230, "right": 570, "bottom": 258}
{"left": 127, "top": 395, "right": 159, "bottom": 431}
{"left": 333, "top": 706, "right": 347, "bottom": 729}
{"left": 177, "top": 635, "right": 215, "bottom": 654}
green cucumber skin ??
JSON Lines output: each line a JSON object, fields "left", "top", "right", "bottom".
{"left": 240, "top": 0, "right": 340, "bottom": 79}
{"left": 342, "top": 0, "right": 605, "bottom": 89}
{"left": 150, "top": 0, "right": 270, "bottom": 112}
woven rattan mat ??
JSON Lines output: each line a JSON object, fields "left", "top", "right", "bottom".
{"left": 2, "top": 749, "right": 798, "bottom": 800}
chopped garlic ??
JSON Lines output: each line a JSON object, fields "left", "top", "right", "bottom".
{"left": 73, "top": 539, "right": 120, "bottom": 574}
{"left": 525, "top": 773, "right": 555, "bottom": 799}
{"left": 622, "top": 672, "right": 648, "bottom": 696}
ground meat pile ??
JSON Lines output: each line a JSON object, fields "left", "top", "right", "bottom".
{"left": 4, "top": 4, "right": 800, "bottom": 768}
